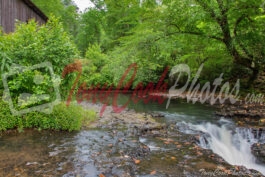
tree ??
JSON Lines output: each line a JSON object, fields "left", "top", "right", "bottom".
{"left": 75, "top": 9, "right": 104, "bottom": 56}
{"left": 32, "top": 0, "right": 79, "bottom": 37}
{"left": 41, "top": 0, "right": 264, "bottom": 90}
{"left": 162, "top": 0, "right": 265, "bottom": 87}
{"left": 31, "top": 0, "right": 64, "bottom": 17}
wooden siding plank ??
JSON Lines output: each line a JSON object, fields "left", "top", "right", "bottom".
{"left": 0, "top": 0, "right": 47, "bottom": 33}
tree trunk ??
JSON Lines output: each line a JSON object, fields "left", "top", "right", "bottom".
{"left": 248, "top": 67, "right": 259, "bottom": 88}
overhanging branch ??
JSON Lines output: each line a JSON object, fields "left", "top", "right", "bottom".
{"left": 195, "top": 0, "right": 221, "bottom": 23}
{"left": 166, "top": 30, "right": 223, "bottom": 42}
{"left": 234, "top": 15, "right": 254, "bottom": 59}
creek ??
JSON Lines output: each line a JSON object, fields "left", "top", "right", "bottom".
{"left": 0, "top": 93, "right": 264, "bottom": 176}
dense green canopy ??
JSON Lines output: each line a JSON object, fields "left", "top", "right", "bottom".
{"left": 3, "top": 0, "right": 265, "bottom": 90}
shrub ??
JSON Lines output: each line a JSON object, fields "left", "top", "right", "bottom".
{"left": 0, "top": 17, "right": 78, "bottom": 74}
{"left": 0, "top": 99, "right": 96, "bottom": 132}
{"left": 0, "top": 100, "right": 19, "bottom": 131}
{"left": 0, "top": 17, "right": 79, "bottom": 100}
{"left": 0, "top": 17, "right": 96, "bottom": 132}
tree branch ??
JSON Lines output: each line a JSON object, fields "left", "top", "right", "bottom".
{"left": 195, "top": 0, "right": 221, "bottom": 23}
{"left": 216, "top": 0, "right": 228, "bottom": 15}
{"left": 233, "top": 15, "right": 254, "bottom": 59}
{"left": 167, "top": 30, "right": 223, "bottom": 41}
{"left": 167, "top": 23, "right": 223, "bottom": 41}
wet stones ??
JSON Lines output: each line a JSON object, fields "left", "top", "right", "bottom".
{"left": 251, "top": 143, "right": 265, "bottom": 163}
{"left": 215, "top": 103, "right": 265, "bottom": 127}
{"left": 127, "top": 145, "right": 150, "bottom": 159}
{"left": 149, "top": 112, "right": 165, "bottom": 118}
{"left": 83, "top": 102, "right": 164, "bottom": 130}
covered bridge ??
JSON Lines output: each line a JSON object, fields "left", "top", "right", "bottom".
{"left": 0, "top": 0, "right": 48, "bottom": 33}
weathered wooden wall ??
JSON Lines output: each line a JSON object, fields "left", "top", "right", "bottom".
{"left": 0, "top": 0, "right": 48, "bottom": 33}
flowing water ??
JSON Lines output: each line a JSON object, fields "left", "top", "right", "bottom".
{"left": 126, "top": 94, "right": 265, "bottom": 175}
{"left": 176, "top": 120, "right": 265, "bottom": 175}
{"left": 0, "top": 93, "right": 264, "bottom": 176}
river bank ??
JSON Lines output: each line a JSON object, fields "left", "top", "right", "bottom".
{"left": 149, "top": 91, "right": 265, "bottom": 126}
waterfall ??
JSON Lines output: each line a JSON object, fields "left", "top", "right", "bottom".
{"left": 177, "top": 120, "right": 265, "bottom": 175}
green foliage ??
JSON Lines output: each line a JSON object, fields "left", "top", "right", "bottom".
{"left": 0, "top": 100, "right": 96, "bottom": 132}
{"left": 85, "top": 44, "right": 108, "bottom": 71}
{"left": 0, "top": 100, "right": 19, "bottom": 131}
{"left": 0, "top": 17, "right": 78, "bottom": 74}
{"left": 31, "top": 0, "right": 64, "bottom": 17}
{"left": 31, "top": 0, "right": 79, "bottom": 36}
{"left": 6, "top": 69, "right": 57, "bottom": 110}
{"left": 0, "top": 17, "right": 88, "bottom": 132}
{"left": 76, "top": 9, "right": 104, "bottom": 55}
{"left": 161, "top": 0, "right": 265, "bottom": 86}
{"left": 0, "top": 17, "right": 79, "bottom": 102}
{"left": 1, "top": 0, "right": 264, "bottom": 104}
{"left": 25, "top": 103, "right": 96, "bottom": 131}
{"left": 79, "top": 1, "right": 174, "bottom": 88}
{"left": 104, "top": 0, "right": 141, "bottom": 41}
{"left": 79, "top": 61, "right": 113, "bottom": 87}
{"left": 22, "top": 0, "right": 265, "bottom": 91}
{"left": 78, "top": 0, "right": 265, "bottom": 89}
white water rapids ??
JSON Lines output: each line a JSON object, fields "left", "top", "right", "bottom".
{"left": 177, "top": 120, "right": 265, "bottom": 175}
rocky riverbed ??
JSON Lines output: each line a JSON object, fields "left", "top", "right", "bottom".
{"left": 79, "top": 102, "right": 264, "bottom": 177}
{"left": 151, "top": 91, "right": 265, "bottom": 168}
{"left": 215, "top": 102, "right": 265, "bottom": 126}
{"left": 0, "top": 99, "right": 264, "bottom": 176}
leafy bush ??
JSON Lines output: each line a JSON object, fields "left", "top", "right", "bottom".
{"left": 6, "top": 68, "right": 58, "bottom": 110}
{"left": 80, "top": 45, "right": 113, "bottom": 87}
{"left": 0, "top": 16, "right": 97, "bottom": 132}
{"left": 0, "top": 100, "right": 19, "bottom": 131}
{"left": 25, "top": 103, "right": 96, "bottom": 131}
{"left": 0, "top": 17, "right": 78, "bottom": 74}
{"left": 0, "top": 16, "right": 80, "bottom": 102}
{"left": 85, "top": 44, "right": 108, "bottom": 71}
{"left": 0, "top": 99, "right": 96, "bottom": 132}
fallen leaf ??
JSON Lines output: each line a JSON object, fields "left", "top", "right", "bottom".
{"left": 171, "top": 156, "right": 176, "bottom": 160}
{"left": 234, "top": 166, "right": 239, "bottom": 171}
{"left": 134, "top": 159, "right": 141, "bottom": 164}
{"left": 193, "top": 145, "right": 199, "bottom": 149}
{"left": 143, "top": 145, "right": 149, "bottom": 149}
{"left": 196, "top": 151, "right": 203, "bottom": 156}
{"left": 225, "top": 170, "right": 232, "bottom": 174}
{"left": 150, "top": 170, "right": 156, "bottom": 175}
{"left": 217, "top": 166, "right": 226, "bottom": 171}
{"left": 99, "top": 174, "right": 105, "bottom": 177}
{"left": 167, "top": 138, "right": 174, "bottom": 142}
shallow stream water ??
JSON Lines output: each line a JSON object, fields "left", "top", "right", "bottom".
{"left": 0, "top": 93, "right": 264, "bottom": 176}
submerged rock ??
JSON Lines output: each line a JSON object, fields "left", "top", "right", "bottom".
{"left": 149, "top": 112, "right": 165, "bottom": 118}
{"left": 251, "top": 143, "right": 265, "bottom": 163}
